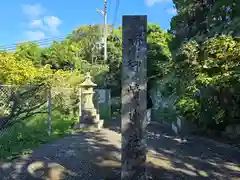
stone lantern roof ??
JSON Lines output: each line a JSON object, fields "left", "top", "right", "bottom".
{"left": 80, "top": 72, "right": 97, "bottom": 87}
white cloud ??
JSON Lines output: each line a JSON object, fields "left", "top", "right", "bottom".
{"left": 24, "top": 31, "right": 45, "bottom": 41}
{"left": 21, "top": 4, "right": 46, "bottom": 19}
{"left": 145, "top": 0, "right": 171, "bottom": 7}
{"left": 167, "top": 8, "right": 177, "bottom": 15}
{"left": 30, "top": 17, "right": 62, "bottom": 35}
{"left": 30, "top": 19, "right": 44, "bottom": 28}
{"left": 43, "top": 16, "right": 62, "bottom": 35}
{"left": 21, "top": 4, "right": 62, "bottom": 41}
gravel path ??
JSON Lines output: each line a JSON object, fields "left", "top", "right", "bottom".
{"left": 0, "top": 121, "right": 239, "bottom": 179}
{"left": 146, "top": 124, "right": 240, "bottom": 179}
{"left": 0, "top": 129, "right": 122, "bottom": 180}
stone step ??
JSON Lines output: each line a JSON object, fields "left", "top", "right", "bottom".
{"left": 94, "top": 114, "right": 100, "bottom": 122}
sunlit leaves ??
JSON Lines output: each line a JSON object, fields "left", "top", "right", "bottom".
{"left": 0, "top": 52, "right": 43, "bottom": 85}
{"left": 173, "top": 35, "right": 240, "bottom": 130}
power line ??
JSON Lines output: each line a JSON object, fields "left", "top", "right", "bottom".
{"left": 112, "top": 0, "right": 120, "bottom": 28}
{"left": 107, "top": 0, "right": 111, "bottom": 22}
{"left": 0, "top": 37, "right": 66, "bottom": 51}
{"left": 0, "top": 32, "right": 103, "bottom": 51}
{"left": 0, "top": 27, "right": 130, "bottom": 52}
{"left": 0, "top": 35, "right": 67, "bottom": 49}
{"left": 1, "top": 39, "right": 65, "bottom": 51}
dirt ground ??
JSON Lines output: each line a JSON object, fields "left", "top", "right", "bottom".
{"left": 0, "top": 122, "right": 239, "bottom": 180}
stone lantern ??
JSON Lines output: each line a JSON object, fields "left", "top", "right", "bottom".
{"left": 78, "top": 72, "right": 103, "bottom": 129}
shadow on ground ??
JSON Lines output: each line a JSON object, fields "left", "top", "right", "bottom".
{"left": 0, "top": 129, "right": 122, "bottom": 180}
{"left": 0, "top": 119, "right": 239, "bottom": 180}
{"left": 147, "top": 124, "right": 240, "bottom": 179}
{"left": 105, "top": 118, "right": 240, "bottom": 180}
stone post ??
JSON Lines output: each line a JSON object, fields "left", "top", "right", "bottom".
{"left": 47, "top": 87, "right": 52, "bottom": 136}
{"left": 121, "top": 15, "right": 148, "bottom": 180}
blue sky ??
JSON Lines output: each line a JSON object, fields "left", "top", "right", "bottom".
{"left": 0, "top": 0, "right": 176, "bottom": 45}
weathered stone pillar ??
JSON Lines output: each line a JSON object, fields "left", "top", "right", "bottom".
{"left": 121, "top": 15, "right": 148, "bottom": 180}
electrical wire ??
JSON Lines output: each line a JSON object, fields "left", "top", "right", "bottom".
{"left": 0, "top": 32, "right": 103, "bottom": 51}
{"left": 107, "top": 0, "right": 120, "bottom": 40}
{"left": 0, "top": 36, "right": 69, "bottom": 51}
{"left": 0, "top": 38, "right": 66, "bottom": 51}
{"left": 112, "top": 0, "right": 120, "bottom": 29}
{"left": 107, "top": 0, "right": 111, "bottom": 23}
{"left": 0, "top": 36, "right": 67, "bottom": 49}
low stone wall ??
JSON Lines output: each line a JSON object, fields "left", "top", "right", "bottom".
{"left": 151, "top": 116, "right": 198, "bottom": 136}
{"left": 223, "top": 124, "right": 240, "bottom": 139}
{"left": 172, "top": 117, "right": 199, "bottom": 135}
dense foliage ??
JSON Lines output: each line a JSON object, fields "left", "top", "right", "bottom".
{"left": 174, "top": 36, "right": 240, "bottom": 132}
{"left": 164, "top": 0, "right": 240, "bottom": 135}
{"left": 170, "top": 0, "right": 240, "bottom": 50}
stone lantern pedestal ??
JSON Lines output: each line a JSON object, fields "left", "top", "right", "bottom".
{"left": 76, "top": 73, "right": 103, "bottom": 130}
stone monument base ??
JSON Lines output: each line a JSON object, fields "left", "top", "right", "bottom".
{"left": 74, "top": 120, "right": 104, "bottom": 130}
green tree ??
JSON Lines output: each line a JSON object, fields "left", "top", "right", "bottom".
{"left": 104, "top": 24, "right": 173, "bottom": 97}
{"left": 14, "top": 42, "right": 42, "bottom": 67}
{"left": 169, "top": 0, "right": 240, "bottom": 133}
{"left": 69, "top": 24, "right": 106, "bottom": 63}
{"left": 106, "top": 27, "right": 122, "bottom": 96}
{"left": 147, "top": 24, "right": 172, "bottom": 86}
{"left": 170, "top": 0, "right": 240, "bottom": 50}
{"left": 40, "top": 39, "right": 81, "bottom": 70}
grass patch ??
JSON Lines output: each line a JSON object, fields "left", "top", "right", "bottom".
{"left": 0, "top": 111, "right": 78, "bottom": 161}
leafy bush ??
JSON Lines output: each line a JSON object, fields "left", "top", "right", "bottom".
{"left": 174, "top": 35, "right": 240, "bottom": 132}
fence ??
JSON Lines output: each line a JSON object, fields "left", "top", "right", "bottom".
{"left": 0, "top": 85, "right": 111, "bottom": 136}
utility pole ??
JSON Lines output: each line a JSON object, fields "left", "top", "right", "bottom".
{"left": 96, "top": 0, "right": 108, "bottom": 63}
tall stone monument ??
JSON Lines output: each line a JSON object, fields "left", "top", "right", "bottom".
{"left": 77, "top": 72, "right": 103, "bottom": 129}
{"left": 121, "top": 15, "right": 148, "bottom": 179}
